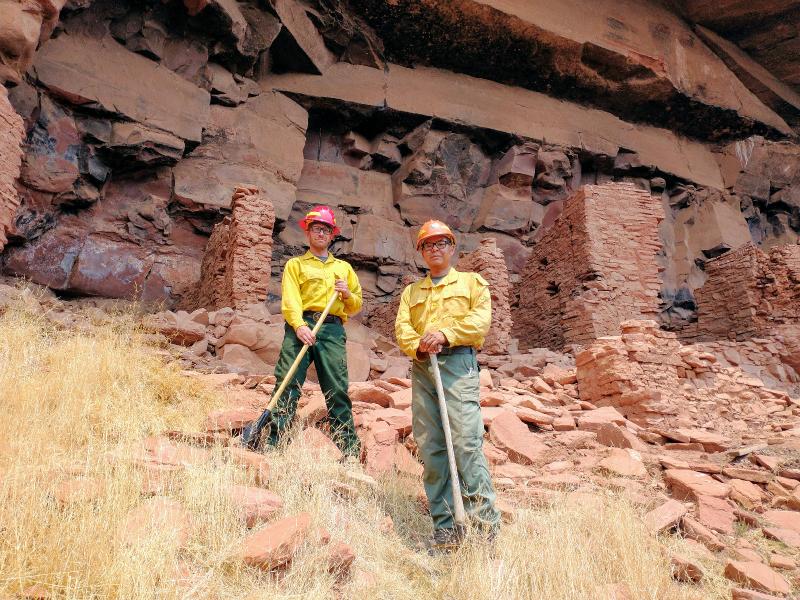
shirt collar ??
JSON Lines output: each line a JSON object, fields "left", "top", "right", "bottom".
{"left": 302, "top": 250, "right": 333, "bottom": 263}
{"left": 420, "top": 268, "right": 458, "bottom": 289}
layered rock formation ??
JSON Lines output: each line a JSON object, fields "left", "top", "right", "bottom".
{"left": 0, "top": 87, "right": 23, "bottom": 251}
{"left": 0, "top": 0, "right": 798, "bottom": 363}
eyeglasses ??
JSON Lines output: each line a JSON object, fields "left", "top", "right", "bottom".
{"left": 421, "top": 239, "right": 452, "bottom": 252}
{"left": 309, "top": 225, "right": 333, "bottom": 235}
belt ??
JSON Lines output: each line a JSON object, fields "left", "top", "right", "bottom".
{"left": 437, "top": 346, "right": 475, "bottom": 356}
{"left": 303, "top": 311, "right": 343, "bottom": 325}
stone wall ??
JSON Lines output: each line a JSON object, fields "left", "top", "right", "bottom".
{"left": 681, "top": 243, "right": 800, "bottom": 342}
{"left": 516, "top": 182, "right": 664, "bottom": 350}
{"left": 576, "top": 320, "right": 797, "bottom": 428}
{"left": 0, "top": 87, "right": 23, "bottom": 252}
{"left": 457, "top": 238, "right": 512, "bottom": 355}
{"left": 193, "top": 188, "right": 275, "bottom": 310}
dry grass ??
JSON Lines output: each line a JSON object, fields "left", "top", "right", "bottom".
{"left": 0, "top": 297, "right": 730, "bottom": 599}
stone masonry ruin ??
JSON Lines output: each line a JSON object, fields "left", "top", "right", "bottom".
{"left": 0, "top": 0, "right": 798, "bottom": 378}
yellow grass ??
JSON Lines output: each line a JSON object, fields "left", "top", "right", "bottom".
{"left": 0, "top": 297, "right": 730, "bottom": 599}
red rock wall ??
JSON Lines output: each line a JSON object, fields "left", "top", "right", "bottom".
{"left": 516, "top": 182, "right": 664, "bottom": 350}
{"left": 457, "top": 238, "right": 512, "bottom": 354}
{"left": 0, "top": 87, "right": 23, "bottom": 252}
{"left": 194, "top": 188, "right": 275, "bottom": 310}
{"left": 683, "top": 243, "right": 800, "bottom": 342}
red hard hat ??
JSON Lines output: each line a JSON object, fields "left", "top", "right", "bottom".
{"left": 300, "top": 205, "right": 340, "bottom": 236}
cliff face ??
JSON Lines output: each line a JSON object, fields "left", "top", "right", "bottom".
{"left": 0, "top": 0, "right": 797, "bottom": 344}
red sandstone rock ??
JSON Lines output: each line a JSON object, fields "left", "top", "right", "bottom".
{"left": 723, "top": 560, "right": 790, "bottom": 595}
{"left": 143, "top": 311, "right": 206, "bottom": 345}
{"left": 389, "top": 388, "right": 412, "bottom": 410}
{"left": 238, "top": 512, "right": 311, "bottom": 570}
{"left": 350, "top": 383, "right": 392, "bottom": 407}
{"left": 328, "top": 540, "right": 356, "bottom": 575}
{"left": 762, "top": 526, "right": 800, "bottom": 549}
{"left": 695, "top": 495, "right": 736, "bottom": 535}
{"left": 681, "top": 515, "right": 725, "bottom": 551}
{"left": 296, "top": 427, "right": 343, "bottom": 462}
{"left": 374, "top": 408, "right": 412, "bottom": 437}
{"left": 763, "top": 510, "right": 800, "bottom": 534}
{"left": 769, "top": 554, "right": 795, "bottom": 570}
{"left": 194, "top": 186, "right": 275, "bottom": 310}
{"left": 596, "top": 423, "right": 648, "bottom": 451}
{"left": 643, "top": 499, "right": 687, "bottom": 533}
{"left": 729, "top": 479, "right": 767, "bottom": 510}
{"left": 227, "top": 447, "right": 270, "bottom": 485}
{"left": 489, "top": 410, "right": 546, "bottom": 466}
{"left": 664, "top": 469, "right": 730, "bottom": 500}
{"left": 731, "top": 588, "right": 787, "bottom": 600}
{"left": 722, "top": 467, "right": 772, "bottom": 484}
{"left": 364, "top": 422, "right": 397, "bottom": 475}
{"left": 598, "top": 448, "right": 647, "bottom": 478}
{"left": 53, "top": 477, "right": 103, "bottom": 506}
{"left": 670, "top": 552, "right": 703, "bottom": 583}
{"left": 227, "top": 485, "right": 283, "bottom": 527}
{"left": 0, "top": 88, "right": 23, "bottom": 252}
{"left": 119, "top": 497, "right": 192, "bottom": 548}
{"left": 139, "top": 437, "right": 211, "bottom": 468}
{"left": 205, "top": 406, "right": 261, "bottom": 433}
{"left": 576, "top": 407, "right": 626, "bottom": 433}
{"left": 752, "top": 454, "right": 781, "bottom": 472}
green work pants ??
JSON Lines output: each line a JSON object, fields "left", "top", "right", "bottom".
{"left": 411, "top": 351, "right": 500, "bottom": 530}
{"left": 266, "top": 319, "right": 361, "bottom": 457}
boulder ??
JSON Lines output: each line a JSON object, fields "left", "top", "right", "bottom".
{"left": 119, "top": 497, "right": 192, "bottom": 548}
{"left": 143, "top": 311, "right": 206, "bottom": 345}
{"left": 643, "top": 499, "right": 687, "bottom": 533}
{"left": 598, "top": 448, "right": 647, "bottom": 478}
{"left": 227, "top": 485, "right": 283, "bottom": 528}
{"left": 723, "top": 561, "right": 790, "bottom": 596}
{"left": 664, "top": 469, "right": 730, "bottom": 501}
{"left": 296, "top": 426, "right": 343, "bottom": 462}
{"left": 695, "top": 495, "right": 736, "bottom": 535}
{"left": 219, "top": 344, "right": 270, "bottom": 374}
{"left": 238, "top": 512, "right": 312, "bottom": 569}
{"left": 34, "top": 34, "right": 210, "bottom": 141}
{"left": 576, "top": 407, "right": 626, "bottom": 432}
{"left": 489, "top": 410, "right": 547, "bottom": 465}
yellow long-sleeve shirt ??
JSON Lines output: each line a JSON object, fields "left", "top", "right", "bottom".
{"left": 395, "top": 268, "right": 491, "bottom": 359}
{"left": 281, "top": 251, "right": 363, "bottom": 330}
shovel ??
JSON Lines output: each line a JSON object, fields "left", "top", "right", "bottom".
{"left": 429, "top": 353, "right": 467, "bottom": 535}
{"left": 241, "top": 291, "right": 339, "bottom": 450}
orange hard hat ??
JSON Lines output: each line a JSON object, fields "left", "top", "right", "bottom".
{"left": 416, "top": 219, "right": 456, "bottom": 250}
{"left": 300, "top": 205, "right": 340, "bottom": 236}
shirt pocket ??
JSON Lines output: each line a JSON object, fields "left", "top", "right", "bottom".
{"left": 298, "top": 269, "right": 326, "bottom": 299}
{"left": 441, "top": 284, "right": 471, "bottom": 321}
{"left": 408, "top": 289, "right": 428, "bottom": 328}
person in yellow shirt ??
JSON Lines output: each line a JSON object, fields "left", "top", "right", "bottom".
{"left": 395, "top": 220, "right": 500, "bottom": 551}
{"left": 241, "top": 206, "right": 363, "bottom": 457}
